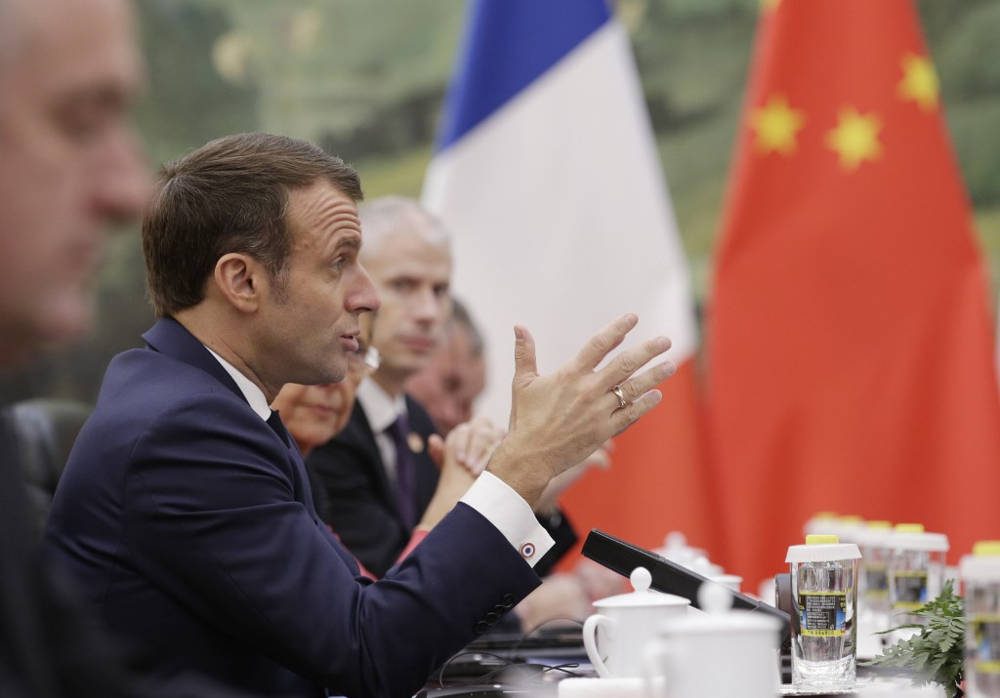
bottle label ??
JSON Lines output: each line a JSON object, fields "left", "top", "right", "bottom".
{"left": 892, "top": 570, "right": 928, "bottom": 611}
{"left": 864, "top": 563, "right": 888, "bottom": 599}
{"left": 972, "top": 614, "right": 1000, "bottom": 674}
{"left": 798, "top": 591, "right": 847, "bottom": 637}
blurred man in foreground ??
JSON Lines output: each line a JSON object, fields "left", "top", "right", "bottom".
{"left": 0, "top": 0, "right": 149, "bottom": 695}
{"left": 0, "top": 0, "right": 147, "bottom": 365}
{"left": 46, "top": 132, "right": 674, "bottom": 698}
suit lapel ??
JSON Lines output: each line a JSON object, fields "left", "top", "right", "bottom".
{"left": 404, "top": 396, "right": 439, "bottom": 513}
{"left": 340, "top": 403, "right": 398, "bottom": 518}
{"left": 141, "top": 319, "right": 361, "bottom": 579}
{"left": 142, "top": 318, "right": 244, "bottom": 404}
{"left": 141, "top": 318, "right": 326, "bottom": 521}
{"left": 406, "top": 395, "right": 438, "bottom": 512}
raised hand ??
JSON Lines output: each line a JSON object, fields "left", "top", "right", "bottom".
{"left": 489, "top": 314, "right": 674, "bottom": 507}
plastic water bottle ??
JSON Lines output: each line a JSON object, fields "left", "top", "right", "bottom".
{"left": 857, "top": 520, "right": 893, "bottom": 656}
{"left": 837, "top": 515, "right": 865, "bottom": 545}
{"left": 888, "top": 523, "right": 948, "bottom": 632}
{"left": 803, "top": 511, "right": 840, "bottom": 537}
{"left": 786, "top": 534, "right": 861, "bottom": 690}
{"left": 962, "top": 541, "right": 1000, "bottom": 697}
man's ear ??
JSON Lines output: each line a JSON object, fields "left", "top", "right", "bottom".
{"left": 213, "top": 253, "right": 265, "bottom": 313}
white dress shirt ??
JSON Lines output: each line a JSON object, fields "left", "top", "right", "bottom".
{"left": 355, "top": 378, "right": 407, "bottom": 484}
{"left": 206, "top": 352, "right": 553, "bottom": 567}
{"left": 205, "top": 347, "right": 271, "bottom": 420}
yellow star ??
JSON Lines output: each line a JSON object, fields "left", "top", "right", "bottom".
{"left": 826, "top": 108, "right": 882, "bottom": 171}
{"left": 898, "top": 53, "right": 939, "bottom": 111}
{"left": 750, "top": 95, "right": 805, "bottom": 155}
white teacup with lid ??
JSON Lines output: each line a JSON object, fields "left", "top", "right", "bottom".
{"left": 642, "top": 582, "right": 781, "bottom": 698}
{"left": 582, "top": 567, "right": 689, "bottom": 678}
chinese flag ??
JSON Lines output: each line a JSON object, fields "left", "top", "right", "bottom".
{"left": 707, "top": 0, "right": 1000, "bottom": 588}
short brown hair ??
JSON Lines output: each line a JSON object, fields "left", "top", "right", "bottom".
{"left": 142, "top": 132, "right": 363, "bottom": 316}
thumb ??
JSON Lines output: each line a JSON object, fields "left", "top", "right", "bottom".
{"left": 511, "top": 325, "right": 538, "bottom": 387}
{"left": 427, "top": 433, "right": 446, "bottom": 470}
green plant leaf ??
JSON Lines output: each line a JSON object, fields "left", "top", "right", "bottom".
{"left": 866, "top": 580, "right": 964, "bottom": 694}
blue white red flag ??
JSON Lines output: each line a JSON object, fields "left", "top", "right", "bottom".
{"left": 423, "top": 0, "right": 716, "bottom": 556}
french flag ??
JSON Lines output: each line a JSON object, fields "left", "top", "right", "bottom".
{"left": 423, "top": 0, "right": 717, "bottom": 557}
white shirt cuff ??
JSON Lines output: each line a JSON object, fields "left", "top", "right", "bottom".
{"left": 460, "top": 471, "right": 555, "bottom": 568}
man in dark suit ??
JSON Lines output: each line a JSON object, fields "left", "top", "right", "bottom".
{"left": 0, "top": 1, "right": 150, "bottom": 696}
{"left": 45, "top": 133, "right": 675, "bottom": 697}
{"left": 312, "top": 392, "right": 444, "bottom": 576}
{"left": 309, "top": 197, "right": 458, "bottom": 576}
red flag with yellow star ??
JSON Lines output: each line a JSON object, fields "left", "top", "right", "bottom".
{"left": 707, "top": 0, "right": 1000, "bottom": 588}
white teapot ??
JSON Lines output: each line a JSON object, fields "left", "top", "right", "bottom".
{"left": 582, "top": 567, "right": 689, "bottom": 678}
{"left": 643, "top": 582, "right": 781, "bottom": 698}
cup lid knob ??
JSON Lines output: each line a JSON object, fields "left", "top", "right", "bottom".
{"left": 629, "top": 566, "right": 652, "bottom": 593}
{"left": 699, "top": 580, "right": 733, "bottom": 615}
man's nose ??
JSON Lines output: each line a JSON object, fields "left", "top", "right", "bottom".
{"left": 347, "top": 263, "right": 381, "bottom": 314}
{"left": 92, "top": 128, "right": 152, "bottom": 227}
{"left": 412, "top": 286, "right": 442, "bottom": 324}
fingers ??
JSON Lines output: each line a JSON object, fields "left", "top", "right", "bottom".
{"left": 467, "top": 425, "right": 503, "bottom": 474}
{"left": 449, "top": 417, "right": 503, "bottom": 475}
{"left": 511, "top": 325, "right": 538, "bottom": 387}
{"left": 610, "top": 388, "right": 663, "bottom": 435}
{"left": 584, "top": 447, "right": 611, "bottom": 471}
{"left": 447, "top": 422, "right": 473, "bottom": 467}
{"left": 606, "top": 360, "right": 675, "bottom": 412}
{"left": 471, "top": 422, "right": 504, "bottom": 473}
{"left": 427, "top": 433, "right": 445, "bottom": 470}
{"left": 570, "top": 314, "right": 638, "bottom": 373}
{"left": 604, "top": 360, "right": 673, "bottom": 432}
{"left": 597, "top": 335, "right": 672, "bottom": 390}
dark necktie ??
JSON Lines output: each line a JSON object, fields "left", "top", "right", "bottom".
{"left": 266, "top": 410, "right": 291, "bottom": 448}
{"left": 266, "top": 410, "right": 322, "bottom": 520}
{"left": 385, "top": 412, "right": 417, "bottom": 529}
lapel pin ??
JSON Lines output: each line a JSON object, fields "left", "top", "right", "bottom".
{"left": 407, "top": 432, "right": 424, "bottom": 454}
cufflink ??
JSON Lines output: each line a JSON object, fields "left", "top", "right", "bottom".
{"left": 519, "top": 542, "right": 536, "bottom": 559}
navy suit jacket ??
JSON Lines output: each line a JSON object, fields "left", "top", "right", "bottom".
{"left": 307, "top": 399, "right": 439, "bottom": 577}
{"left": 309, "top": 400, "right": 579, "bottom": 580}
{"left": 45, "top": 318, "right": 540, "bottom": 698}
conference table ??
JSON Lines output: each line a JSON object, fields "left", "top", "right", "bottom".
{"left": 415, "top": 628, "right": 938, "bottom": 698}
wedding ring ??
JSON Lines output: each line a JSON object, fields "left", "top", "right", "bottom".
{"left": 612, "top": 384, "right": 627, "bottom": 410}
